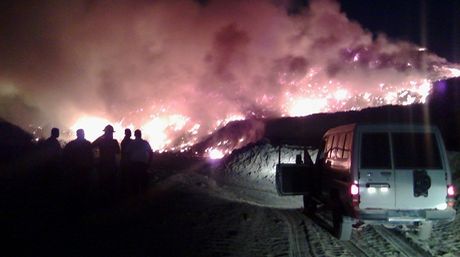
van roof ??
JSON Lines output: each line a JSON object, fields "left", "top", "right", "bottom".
{"left": 324, "top": 123, "right": 440, "bottom": 137}
{"left": 323, "top": 123, "right": 356, "bottom": 137}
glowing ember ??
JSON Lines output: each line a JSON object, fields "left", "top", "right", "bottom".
{"left": 206, "top": 148, "right": 225, "bottom": 160}
{"left": 216, "top": 114, "right": 246, "bottom": 128}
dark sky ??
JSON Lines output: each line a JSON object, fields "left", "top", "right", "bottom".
{"left": 288, "top": 0, "right": 460, "bottom": 62}
{"left": 339, "top": 0, "right": 460, "bottom": 63}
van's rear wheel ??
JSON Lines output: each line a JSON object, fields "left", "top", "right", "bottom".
{"left": 332, "top": 207, "right": 352, "bottom": 240}
{"left": 417, "top": 221, "right": 432, "bottom": 240}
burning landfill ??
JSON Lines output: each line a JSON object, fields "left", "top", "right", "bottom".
{"left": 1, "top": 0, "right": 460, "bottom": 158}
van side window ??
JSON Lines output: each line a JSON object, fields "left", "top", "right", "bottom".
{"left": 361, "top": 133, "right": 391, "bottom": 169}
{"left": 336, "top": 134, "right": 345, "bottom": 158}
{"left": 391, "top": 133, "right": 442, "bottom": 169}
{"left": 331, "top": 135, "right": 339, "bottom": 159}
{"left": 343, "top": 133, "right": 352, "bottom": 159}
{"left": 326, "top": 136, "right": 334, "bottom": 158}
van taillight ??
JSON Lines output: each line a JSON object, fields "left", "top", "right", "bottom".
{"left": 447, "top": 185, "right": 455, "bottom": 196}
{"left": 447, "top": 185, "right": 456, "bottom": 207}
{"left": 351, "top": 184, "right": 359, "bottom": 195}
{"left": 351, "top": 184, "right": 360, "bottom": 207}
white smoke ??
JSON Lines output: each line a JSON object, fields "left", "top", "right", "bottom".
{"left": 0, "top": 0, "right": 458, "bottom": 148}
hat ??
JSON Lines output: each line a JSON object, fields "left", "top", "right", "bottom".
{"left": 103, "top": 125, "right": 115, "bottom": 133}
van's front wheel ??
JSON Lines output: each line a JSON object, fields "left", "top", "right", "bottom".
{"left": 303, "top": 195, "right": 317, "bottom": 214}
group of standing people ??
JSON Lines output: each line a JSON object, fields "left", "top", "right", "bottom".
{"left": 119, "top": 127, "right": 153, "bottom": 194}
{"left": 39, "top": 124, "right": 153, "bottom": 199}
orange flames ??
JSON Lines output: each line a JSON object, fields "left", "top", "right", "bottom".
{"left": 65, "top": 65, "right": 460, "bottom": 158}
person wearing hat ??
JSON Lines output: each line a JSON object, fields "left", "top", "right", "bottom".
{"left": 92, "top": 125, "right": 120, "bottom": 197}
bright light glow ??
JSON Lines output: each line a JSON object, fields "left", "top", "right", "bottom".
{"left": 207, "top": 148, "right": 225, "bottom": 160}
{"left": 380, "top": 187, "right": 389, "bottom": 193}
{"left": 353, "top": 54, "right": 360, "bottom": 62}
{"left": 384, "top": 92, "right": 397, "bottom": 104}
{"left": 225, "top": 114, "right": 245, "bottom": 122}
{"left": 141, "top": 114, "right": 189, "bottom": 151}
{"left": 351, "top": 184, "right": 359, "bottom": 195}
{"left": 334, "top": 89, "right": 348, "bottom": 101}
{"left": 71, "top": 116, "right": 123, "bottom": 141}
{"left": 436, "top": 203, "right": 448, "bottom": 210}
{"left": 188, "top": 123, "right": 200, "bottom": 135}
{"left": 417, "top": 79, "right": 432, "bottom": 102}
{"left": 447, "top": 185, "right": 455, "bottom": 196}
{"left": 447, "top": 68, "right": 460, "bottom": 77}
{"left": 216, "top": 114, "right": 246, "bottom": 127}
{"left": 367, "top": 187, "right": 376, "bottom": 194}
{"left": 288, "top": 98, "right": 327, "bottom": 117}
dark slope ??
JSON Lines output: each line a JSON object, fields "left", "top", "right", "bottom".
{"left": 0, "top": 118, "right": 34, "bottom": 166}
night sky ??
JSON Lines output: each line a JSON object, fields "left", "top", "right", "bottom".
{"left": 290, "top": 0, "right": 460, "bottom": 62}
{"left": 340, "top": 0, "right": 460, "bottom": 63}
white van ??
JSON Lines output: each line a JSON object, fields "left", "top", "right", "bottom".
{"left": 276, "top": 123, "right": 456, "bottom": 240}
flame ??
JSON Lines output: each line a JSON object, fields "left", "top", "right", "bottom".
{"left": 16, "top": 1, "right": 460, "bottom": 158}
{"left": 71, "top": 116, "right": 124, "bottom": 141}
{"left": 286, "top": 97, "right": 328, "bottom": 117}
{"left": 447, "top": 67, "right": 460, "bottom": 77}
{"left": 206, "top": 148, "right": 225, "bottom": 160}
{"left": 141, "top": 115, "right": 190, "bottom": 151}
{"left": 66, "top": 66, "right": 460, "bottom": 156}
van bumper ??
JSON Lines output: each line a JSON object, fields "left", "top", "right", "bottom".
{"left": 357, "top": 207, "right": 456, "bottom": 225}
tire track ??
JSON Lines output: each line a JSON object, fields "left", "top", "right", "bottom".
{"left": 290, "top": 210, "right": 355, "bottom": 256}
{"left": 273, "top": 210, "right": 310, "bottom": 257}
{"left": 372, "top": 226, "right": 432, "bottom": 257}
{"left": 338, "top": 241, "right": 370, "bottom": 257}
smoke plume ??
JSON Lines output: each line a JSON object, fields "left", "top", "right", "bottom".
{"left": 0, "top": 0, "right": 458, "bottom": 150}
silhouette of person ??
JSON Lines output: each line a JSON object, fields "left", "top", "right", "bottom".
{"left": 63, "top": 129, "right": 94, "bottom": 200}
{"left": 120, "top": 128, "right": 133, "bottom": 194}
{"left": 42, "top": 127, "right": 62, "bottom": 161}
{"left": 38, "top": 127, "right": 63, "bottom": 193}
{"left": 126, "top": 129, "right": 153, "bottom": 194}
{"left": 92, "top": 125, "right": 120, "bottom": 196}
{"left": 295, "top": 154, "right": 303, "bottom": 165}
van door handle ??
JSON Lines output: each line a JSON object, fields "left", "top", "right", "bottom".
{"left": 366, "top": 183, "right": 390, "bottom": 188}
{"left": 380, "top": 171, "right": 391, "bottom": 177}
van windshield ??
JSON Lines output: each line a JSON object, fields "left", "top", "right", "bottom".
{"left": 391, "top": 133, "right": 442, "bottom": 169}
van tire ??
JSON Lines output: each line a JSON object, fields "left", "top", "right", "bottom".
{"left": 417, "top": 221, "right": 432, "bottom": 240}
{"left": 303, "top": 195, "right": 317, "bottom": 214}
{"left": 332, "top": 207, "right": 352, "bottom": 240}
